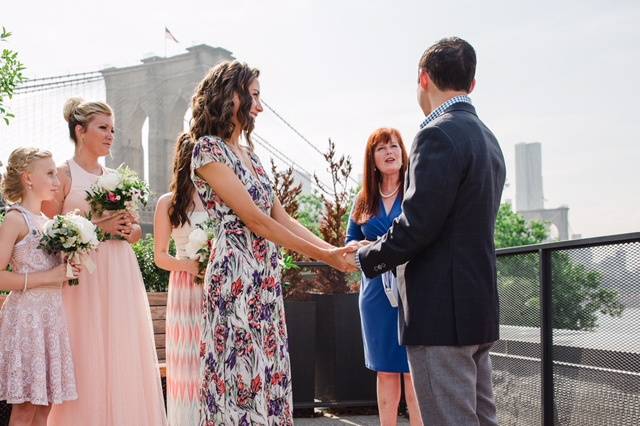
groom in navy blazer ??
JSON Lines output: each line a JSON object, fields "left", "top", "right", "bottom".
{"left": 348, "top": 37, "right": 505, "bottom": 425}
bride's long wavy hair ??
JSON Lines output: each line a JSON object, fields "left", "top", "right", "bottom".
{"left": 189, "top": 61, "right": 260, "bottom": 150}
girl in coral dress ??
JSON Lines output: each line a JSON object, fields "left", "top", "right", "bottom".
{"left": 44, "top": 98, "right": 167, "bottom": 426}
{"left": 153, "top": 133, "right": 205, "bottom": 425}
{"left": 0, "top": 148, "right": 80, "bottom": 426}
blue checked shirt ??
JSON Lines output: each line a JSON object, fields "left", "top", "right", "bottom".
{"left": 419, "top": 95, "right": 473, "bottom": 129}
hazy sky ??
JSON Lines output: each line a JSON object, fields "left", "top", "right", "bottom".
{"left": 2, "top": 0, "right": 639, "bottom": 238}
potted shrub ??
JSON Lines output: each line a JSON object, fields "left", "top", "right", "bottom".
{"left": 271, "top": 161, "right": 317, "bottom": 412}
{"left": 311, "top": 140, "right": 376, "bottom": 404}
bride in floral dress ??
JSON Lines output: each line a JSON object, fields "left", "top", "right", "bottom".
{"left": 189, "top": 61, "right": 356, "bottom": 425}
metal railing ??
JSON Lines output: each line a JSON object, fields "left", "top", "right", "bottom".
{"left": 289, "top": 233, "right": 640, "bottom": 424}
{"left": 493, "top": 232, "right": 640, "bottom": 425}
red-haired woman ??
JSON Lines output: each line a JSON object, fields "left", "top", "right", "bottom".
{"left": 347, "top": 128, "right": 423, "bottom": 426}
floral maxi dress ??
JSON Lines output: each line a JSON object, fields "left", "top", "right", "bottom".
{"left": 191, "top": 136, "right": 293, "bottom": 425}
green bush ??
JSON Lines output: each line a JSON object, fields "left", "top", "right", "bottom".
{"left": 132, "top": 234, "right": 174, "bottom": 292}
{"left": 496, "top": 203, "right": 624, "bottom": 331}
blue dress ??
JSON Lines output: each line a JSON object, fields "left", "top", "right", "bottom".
{"left": 346, "top": 196, "right": 409, "bottom": 373}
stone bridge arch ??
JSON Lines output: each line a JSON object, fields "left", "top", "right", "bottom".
{"left": 100, "top": 45, "right": 234, "bottom": 193}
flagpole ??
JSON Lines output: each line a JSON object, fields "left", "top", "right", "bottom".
{"left": 164, "top": 26, "right": 167, "bottom": 57}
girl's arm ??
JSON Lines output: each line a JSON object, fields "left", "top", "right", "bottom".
{"left": 153, "top": 194, "right": 200, "bottom": 275}
{"left": 0, "top": 212, "right": 70, "bottom": 290}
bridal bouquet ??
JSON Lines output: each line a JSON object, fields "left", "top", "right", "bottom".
{"left": 39, "top": 211, "right": 100, "bottom": 286}
{"left": 85, "top": 165, "right": 150, "bottom": 217}
{"left": 184, "top": 219, "right": 217, "bottom": 284}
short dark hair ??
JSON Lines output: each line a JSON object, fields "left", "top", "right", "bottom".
{"left": 419, "top": 37, "right": 476, "bottom": 92}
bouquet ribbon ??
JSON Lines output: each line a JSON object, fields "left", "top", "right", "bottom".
{"left": 66, "top": 252, "right": 97, "bottom": 278}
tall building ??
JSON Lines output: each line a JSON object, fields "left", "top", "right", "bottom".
{"left": 515, "top": 142, "right": 544, "bottom": 211}
{"left": 515, "top": 142, "right": 570, "bottom": 241}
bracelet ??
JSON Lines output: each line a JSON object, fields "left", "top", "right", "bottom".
{"left": 23, "top": 271, "right": 29, "bottom": 292}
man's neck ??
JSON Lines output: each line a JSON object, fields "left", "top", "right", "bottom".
{"left": 426, "top": 90, "right": 470, "bottom": 115}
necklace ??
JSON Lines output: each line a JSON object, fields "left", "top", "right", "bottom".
{"left": 379, "top": 184, "right": 400, "bottom": 199}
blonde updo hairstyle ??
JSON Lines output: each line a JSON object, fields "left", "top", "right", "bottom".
{"left": 63, "top": 97, "right": 113, "bottom": 144}
{"left": 1, "top": 147, "right": 53, "bottom": 203}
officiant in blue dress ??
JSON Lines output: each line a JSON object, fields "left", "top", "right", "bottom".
{"left": 346, "top": 128, "right": 423, "bottom": 426}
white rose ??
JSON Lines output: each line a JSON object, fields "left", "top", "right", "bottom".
{"left": 184, "top": 241, "right": 199, "bottom": 260}
{"left": 188, "top": 228, "right": 208, "bottom": 247}
{"left": 43, "top": 219, "right": 55, "bottom": 236}
{"left": 67, "top": 214, "right": 98, "bottom": 245}
{"left": 97, "top": 172, "right": 122, "bottom": 192}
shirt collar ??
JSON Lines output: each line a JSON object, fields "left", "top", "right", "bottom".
{"left": 419, "top": 95, "right": 473, "bottom": 129}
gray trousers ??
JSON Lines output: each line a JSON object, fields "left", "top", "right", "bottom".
{"left": 406, "top": 343, "right": 498, "bottom": 426}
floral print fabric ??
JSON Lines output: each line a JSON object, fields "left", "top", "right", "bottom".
{"left": 191, "top": 136, "right": 293, "bottom": 425}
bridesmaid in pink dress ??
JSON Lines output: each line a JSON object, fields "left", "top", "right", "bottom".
{"left": 43, "top": 98, "right": 167, "bottom": 426}
{"left": 153, "top": 133, "right": 205, "bottom": 425}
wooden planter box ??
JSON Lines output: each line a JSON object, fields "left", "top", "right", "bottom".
{"left": 147, "top": 292, "right": 167, "bottom": 367}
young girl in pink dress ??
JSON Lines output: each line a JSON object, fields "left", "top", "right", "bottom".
{"left": 153, "top": 133, "right": 205, "bottom": 426}
{"left": 0, "top": 147, "right": 81, "bottom": 426}
{"left": 43, "top": 98, "right": 167, "bottom": 426}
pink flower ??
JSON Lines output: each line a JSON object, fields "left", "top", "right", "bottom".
{"left": 107, "top": 192, "right": 118, "bottom": 202}
{"left": 250, "top": 375, "right": 262, "bottom": 393}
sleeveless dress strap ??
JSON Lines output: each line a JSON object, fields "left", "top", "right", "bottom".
{"left": 66, "top": 159, "right": 80, "bottom": 188}
{"left": 8, "top": 205, "right": 35, "bottom": 229}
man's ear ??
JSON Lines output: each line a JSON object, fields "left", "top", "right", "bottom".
{"left": 468, "top": 79, "right": 476, "bottom": 94}
{"left": 419, "top": 69, "right": 430, "bottom": 91}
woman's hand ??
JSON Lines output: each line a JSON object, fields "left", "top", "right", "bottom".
{"left": 182, "top": 259, "right": 202, "bottom": 278}
{"left": 322, "top": 245, "right": 359, "bottom": 273}
{"left": 38, "top": 262, "right": 82, "bottom": 288}
{"left": 95, "top": 212, "right": 131, "bottom": 236}
{"left": 62, "top": 262, "right": 82, "bottom": 283}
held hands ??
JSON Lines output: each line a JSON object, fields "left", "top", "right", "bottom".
{"left": 323, "top": 245, "right": 359, "bottom": 273}
{"left": 343, "top": 240, "right": 373, "bottom": 270}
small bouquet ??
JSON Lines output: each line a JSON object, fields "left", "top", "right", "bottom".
{"left": 184, "top": 219, "right": 217, "bottom": 284}
{"left": 85, "top": 165, "right": 150, "bottom": 217}
{"left": 39, "top": 211, "right": 100, "bottom": 285}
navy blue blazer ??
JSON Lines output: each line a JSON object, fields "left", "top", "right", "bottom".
{"left": 358, "top": 102, "right": 506, "bottom": 346}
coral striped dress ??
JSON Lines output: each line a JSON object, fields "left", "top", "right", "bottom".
{"left": 166, "top": 211, "right": 206, "bottom": 425}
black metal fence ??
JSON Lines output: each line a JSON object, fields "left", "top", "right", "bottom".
{"left": 493, "top": 232, "right": 640, "bottom": 425}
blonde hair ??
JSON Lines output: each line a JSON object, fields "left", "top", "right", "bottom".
{"left": 63, "top": 97, "right": 113, "bottom": 144}
{"left": 1, "top": 147, "right": 53, "bottom": 203}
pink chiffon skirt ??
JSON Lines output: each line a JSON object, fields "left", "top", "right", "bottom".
{"left": 47, "top": 240, "right": 167, "bottom": 426}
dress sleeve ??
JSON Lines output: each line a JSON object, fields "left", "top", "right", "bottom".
{"left": 191, "top": 136, "right": 230, "bottom": 171}
{"left": 345, "top": 200, "right": 366, "bottom": 243}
